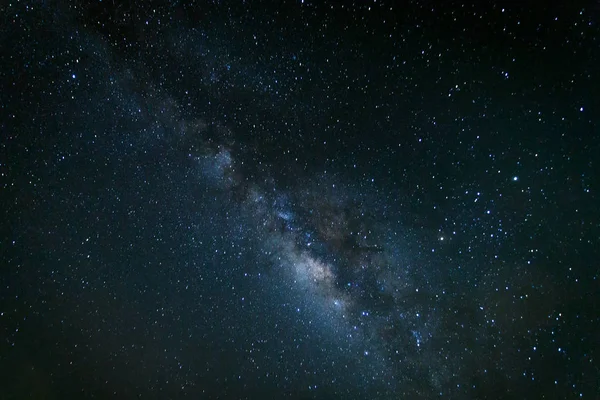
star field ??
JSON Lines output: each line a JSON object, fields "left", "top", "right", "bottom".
{"left": 1, "top": 1, "right": 598, "bottom": 399}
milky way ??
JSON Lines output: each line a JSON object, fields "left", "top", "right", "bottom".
{"left": 186, "top": 128, "right": 471, "bottom": 393}
{"left": 1, "top": 1, "right": 597, "bottom": 399}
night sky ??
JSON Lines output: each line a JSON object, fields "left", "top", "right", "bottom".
{"left": 1, "top": 1, "right": 599, "bottom": 399}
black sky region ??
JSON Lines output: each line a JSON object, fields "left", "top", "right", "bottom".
{"left": 1, "top": 1, "right": 599, "bottom": 399}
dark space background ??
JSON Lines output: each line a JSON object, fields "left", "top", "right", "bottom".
{"left": 1, "top": 1, "right": 598, "bottom": 398}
